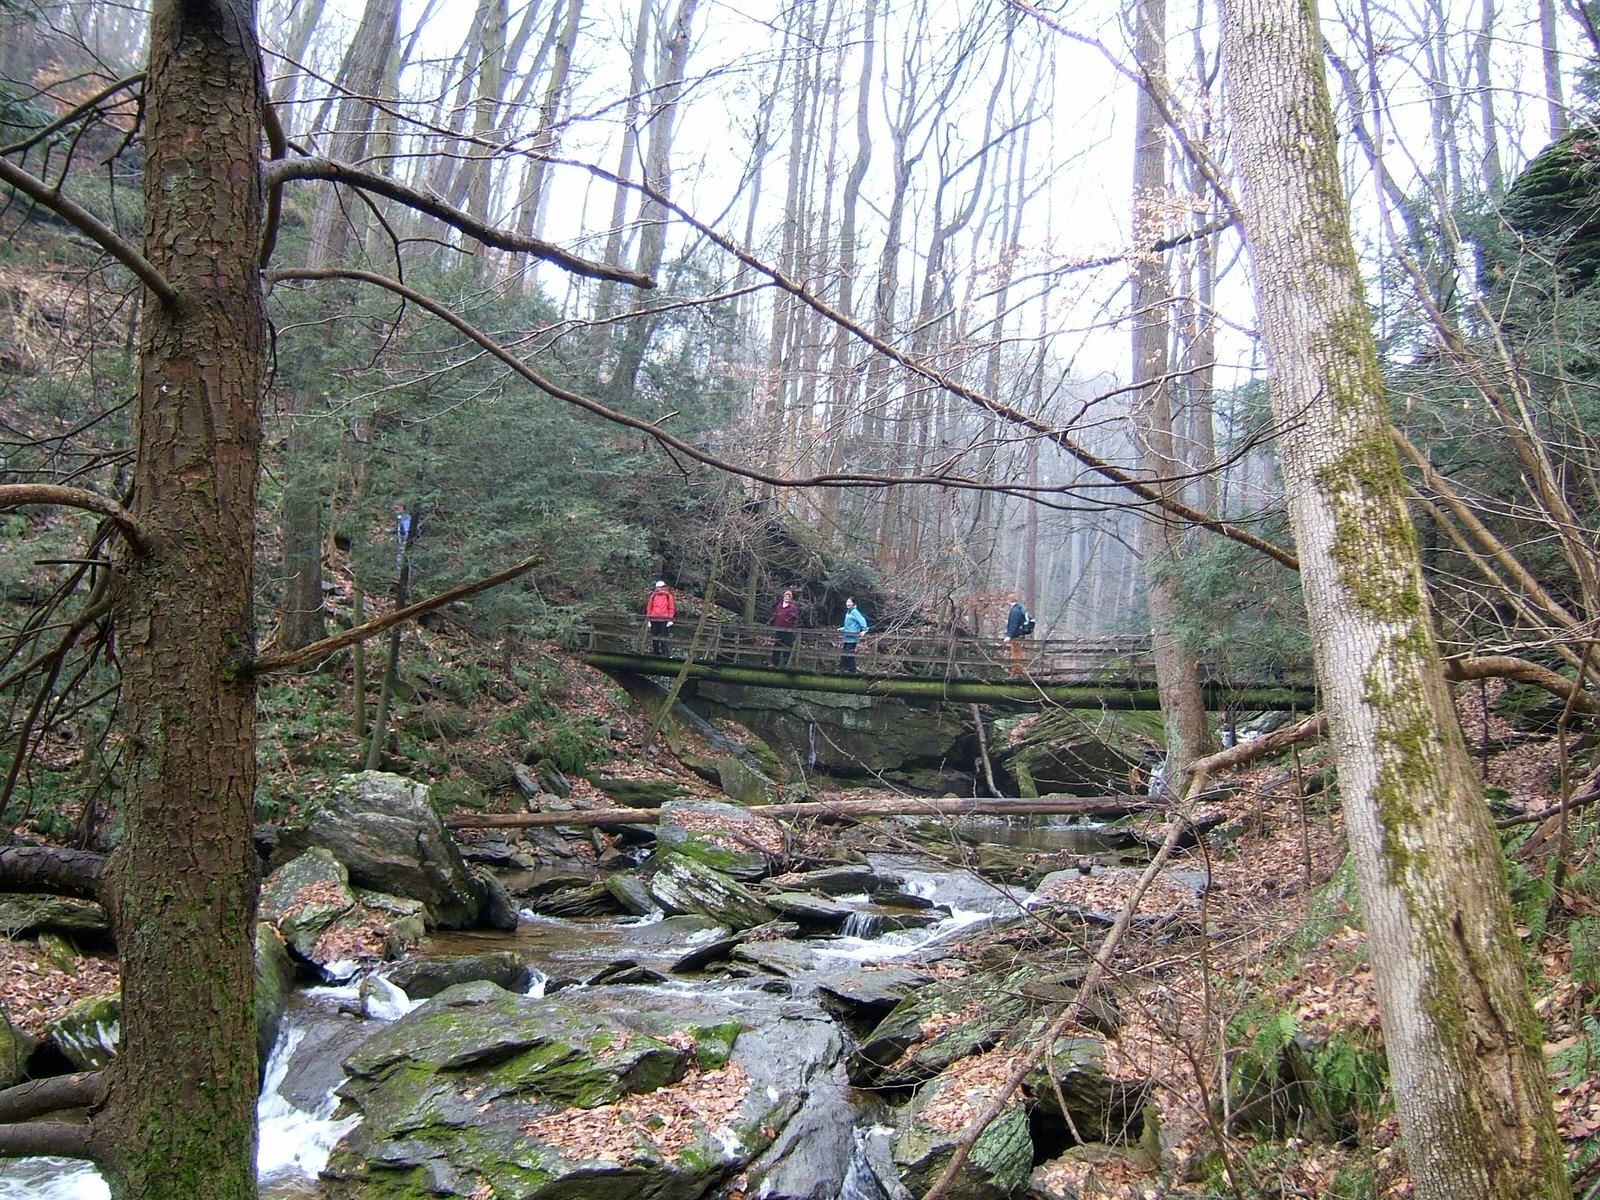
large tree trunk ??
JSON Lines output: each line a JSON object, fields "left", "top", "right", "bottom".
{"left": 1129, "top": 0, "right": 1210, "bottom": 781}
{"left": 100, "top": 1, "right": 265, "bottom": 1196}
{"left": 1222, "top": 0, "right": 1566, "bottom": 1195}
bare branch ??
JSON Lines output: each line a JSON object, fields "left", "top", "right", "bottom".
{"left": 0, "top": 74, "right": 144, "bottom": 158}
{"left": 251, "top": 552, "right": 543, "bottom": 674}
{"left": 0, "top": 846, "right": 107, "bottom": 900}
{"left": 544, "top": 158, "right": 1299, "bottom": 569}
{"left": 0, "top": 1073, "right": 102, "bottom": 1124}
{"left": 0, "top": 485, "right": 151, "bottom": 555}
{"left": 269, "top": 268, "right": 1262, "bottom": 517}
{"left": 264, "top": 157, "right": 655, "bottom": 288}
{"left": 0, "top": 159, "right": 178, "bottom": 307}
{"left": 1444, "top": 654, "right": 1600, "bottom": 716}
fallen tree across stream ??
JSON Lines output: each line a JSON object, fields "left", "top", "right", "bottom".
{"left": 445, "top": 794, "right": 1157, "bottom": 830}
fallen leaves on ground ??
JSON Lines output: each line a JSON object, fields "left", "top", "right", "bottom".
{"left": 0, "top": 937, "right": 118, "bottom": 1036}
{"left": 521, "top": 1058, "right": 750, "bottom": 1163}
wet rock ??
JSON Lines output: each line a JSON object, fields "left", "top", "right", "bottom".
{"left": 255, "top": 922, "right": 296, "bottom": 1066}
{"left": 321, "top": 982, "right": 851, "bottom": 1200}
{"left": 525, "top": 881, "right": 625, "bottom": 917}
{"left": 273, "top": 771, "right": 487, "bottom": 929}
{"left": 475, "top": 868, "right": 521, "bottom": 931}
{"left": 646, "top": 851, "right": 778, "bottom": 930}
{"left": 604, "top": 870, "right": 660, "bottom": 916}
{"left": 731, "top": 937, "right": 823, "bottom": 978}
{"left": 769, "top": 863, "right": 884, "bottom": 895}
{"left": 814, "top": 966, "right": 930, "bottom": 1024}
{"left": 668, "top": 920, "right": 802, "bottom": 974}
{"left": 381, "top": 950, "right": 532, "bottom": 1000}
{"left": 763, "top": 890, "right": 855, "bottom": 927}
{"left": 46, "top": 992, "right": 120, "bottom": 1071}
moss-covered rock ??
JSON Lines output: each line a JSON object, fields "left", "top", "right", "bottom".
{"left": 656, "top": 800, "right": 784, "bottom": 880}
{"left": 852, "top": 966, "right": 1040, "bottom": 1088}
{"left": 0, "top": 1007, "right": 36, "bottom": 1088}
{"left": 321, "top": 982, "right": 852, "bottom": 1200}
{"left": 0, "top": 894, "right": 108, "bottom": 939}
{"left": 255, "top": 921, "right": 297, "bottom": 1064}
{"left": 999, "top": 709, "right": 1161, "bottom": 795}
{"left": 274, "top": 771, "right": 486, "bottom": 929}
{"left": 46, "top": 991, "right": 120, "bottom": 1070}
{"left": 893, "top": 1063, "right": 1034, "bottom": 1200}
{"left": 645, "top": 851, "right": 777, "bottom": 930}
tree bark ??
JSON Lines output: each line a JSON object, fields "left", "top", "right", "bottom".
{"left": 1129, "top": 0, "right": 1211, "bottom": 782}
{"left": 96, "top": 1, "right": 266, "bottom": 1195}
{"left": 1222, "top": 0, "right": 1566, "bottom": 1194}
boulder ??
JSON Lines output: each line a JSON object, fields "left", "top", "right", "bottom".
{"left": 711, "top": 755, "right": 779, "bottom": 806}
{"left": 1021, "top": 1030, "right": 1150, "bottom": 1144}
{"left": 999, "top": 709, "right": 1160, "bottom": 795}
{"left": 321, "top": 981, "right": 853, "bottom": 1200}
{"left": 763, "top": 891, "right": 855, "bottom": 927}
{"left": 46, "top": 992, "right": 120, "bottom": 1071}
{"left": 852, "top": 967, "right": 1038, "bottom": 1088}
{"left": 255, "top": 922, "right": 297, "bottom": 1065}
{"left": 656, "top": 800, "right": 786, "bottom": 881}
{"left": 275, "top": 771, "right": 486, "bottom": 929}
{"left": 0, "top": 1008, "right": 36, "bottom": 1089}
{"left": 382, "top": 950, "right": 533, "bottom": 1001}
{"left": 0, "top": 894, "right": 108, "bottom": 939}
{"left": 893, "top": 1059, "right": 1034, "bottom": 1200}
{"left": 692, "top": 683, "right": 976, "bottom": 788}
{"left": 646, "top": 851, "right": 778, "bottom": 930}
{"left": 259, "top": 849, "right": 424, "bottom": 978}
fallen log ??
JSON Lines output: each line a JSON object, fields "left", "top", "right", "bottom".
{"left": 446, "top": 794, "right": 1155, "bottom": 830}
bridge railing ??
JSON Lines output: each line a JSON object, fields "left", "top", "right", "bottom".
{"left": 581, "top": 615, "right": 1158, "bottom": 682}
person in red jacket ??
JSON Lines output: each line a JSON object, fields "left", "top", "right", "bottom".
{"left": 645, "top": 580, "right": 675, "bottom": 656}
{"left": 769, "top": 589, "right": 799, "bottom": 665}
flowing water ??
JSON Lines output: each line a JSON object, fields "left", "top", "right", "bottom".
{"left": 6, "top": 817, "right": 1122, "bottom": 1198}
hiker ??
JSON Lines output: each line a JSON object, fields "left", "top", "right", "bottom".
{"left": 393, "top": 503, "right": 411, "bottom": 570}
{"left": 769, "top": 589, "right": 800, "bottom": 666}
{"left": 838, "top": 597, "right": 869, "bottom": 672}
{"left": 1004, "top": 595, "right": 1033, "bottom": 678}
{"left": 645, "top": 580, "right": 675, "bottom": 657}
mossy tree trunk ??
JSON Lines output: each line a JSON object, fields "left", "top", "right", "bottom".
{"left": 94, "top": 2, "right": 265, "bottom": 1196}
{"left": 1222, "top": 1, "right": 1566, "bottom": 1196}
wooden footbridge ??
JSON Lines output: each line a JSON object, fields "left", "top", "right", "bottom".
{"left": 579, "top": 616, "right": 1315, "bottom": 711}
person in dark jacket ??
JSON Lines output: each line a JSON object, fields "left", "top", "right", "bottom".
{"left": 1004, "top": 595, "right": 1030, "bottom": 678}
{"left": 645, "top": 580, "right": 675, "bottom": 656}
{"left": 769, "top": 589, "right": 799, "bottom": 665}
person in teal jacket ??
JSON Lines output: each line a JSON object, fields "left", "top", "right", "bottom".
{"left": 838, "top": 597, "right": 869, "bottom": 672}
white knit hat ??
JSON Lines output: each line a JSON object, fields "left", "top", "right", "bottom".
{"left": 654, "top": 580, "right": 666, "bottom": 588}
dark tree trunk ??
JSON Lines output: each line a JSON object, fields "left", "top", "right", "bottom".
{"left": 97, "top": 2, "right": 265, "bottom": 1197}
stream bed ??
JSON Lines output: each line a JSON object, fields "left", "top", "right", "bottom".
{"left": 6, "top": 818, "right": 1125, "bottom": 1200}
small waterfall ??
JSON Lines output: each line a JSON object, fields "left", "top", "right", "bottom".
{"left": 807, "top": 721, "right": 817, "bottom": 769}
{"left": 257, "top": 1024, "right": 361, "bottom": 1186}
{"left": 840, "top": 911, "right": 882, "bottom": 939}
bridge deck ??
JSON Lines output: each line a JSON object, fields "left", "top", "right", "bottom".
{"left": 579, "top": 616, "right": 1313, "bottom": 709}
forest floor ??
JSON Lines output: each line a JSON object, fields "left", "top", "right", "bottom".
{"left": 3, "top": 638, "right": 1598, "bottom": 1199}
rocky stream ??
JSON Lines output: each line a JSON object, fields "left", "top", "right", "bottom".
{"left": 4, "top": 771, "right": 1175, "bottom": 1200}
